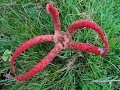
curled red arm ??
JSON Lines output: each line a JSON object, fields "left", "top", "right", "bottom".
{"left": 68, "top": 20, "right": 109, "bottom": 55}
{"left": 10, "top": 35, "right": 63, "bottom": 81}
{"left": 68, "top": 42, "right": 100, "bottom": 55}
{"left": 46, "top": 4, "right": 61, "bottom": 33}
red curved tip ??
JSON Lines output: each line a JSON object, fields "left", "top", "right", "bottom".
{"left": 46, "top": 4, "right": 51, "bottom": 14}
{"left": 46, "top": 3, "right": 58, "bottom": 15}
{"left": 46, "top": 3, "right": 61, "bottom": 32}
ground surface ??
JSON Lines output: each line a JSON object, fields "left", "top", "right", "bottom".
{"left": 0, "top": 0, "right": 120, "bottom": 90}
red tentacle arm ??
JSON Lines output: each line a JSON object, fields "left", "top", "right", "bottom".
{"left": 10, "top": 35, "right": 63, "bottom": 81}
{"left": 46, "top": 4, "right": 61, "bottom": 33}
{"left": 68, "top": 42, "right": 100, "bottom": 55}
{"left": 68, "top": 20, "right": 109, "bottom": 55}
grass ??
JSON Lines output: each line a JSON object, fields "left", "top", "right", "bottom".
{"left": 0, "top": 0, "right": 120, "bottom": 90}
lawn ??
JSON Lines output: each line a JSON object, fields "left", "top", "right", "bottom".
{"left": 0, "top": 0, "right": 120, "bottom": 90}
